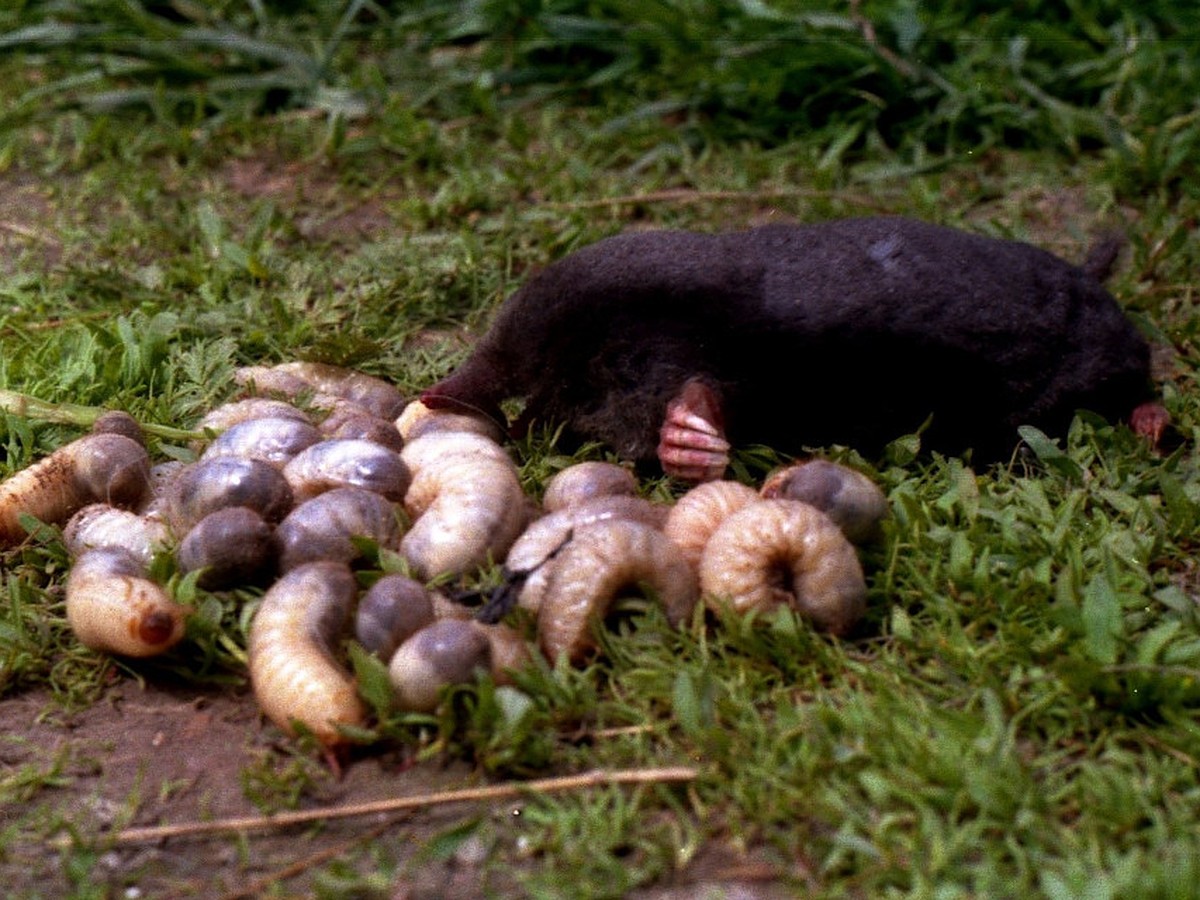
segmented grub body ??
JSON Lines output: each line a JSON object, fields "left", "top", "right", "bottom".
{"left": 699, "top": 499, "right": 866, "bottom": 635}
{"left": 66, "top": 548, "right": 188, "bottom": 657}
{"left": 662, "top": 480, "right": 760, "bottom": 569}
{"left": 274, "top": 486, "right": 402, "bottom": 572}
{"left": 0, "top": 433, "right": 151, "bottom": 548}
{"left": 388, "top": 619, "right": 532, "bottom": 712}
{"left": 760, "top": 460, "right": 888, "bottom": 544}
{"left": 399, "top": 432, "right": 529, "bottom": 580}
{"left": 505, "top": 496, "right": 669, "bottom": 616}
{"left": 201, "top": 417, "right": 323, "bottom": 468}
{"left": 541, "top": 461, "right": 638, "bottom": 513}
{"left": 63, "top": 503, "right": 171, "bottom": 567}
{"left": 282, "top": 439, "right": 410, "bottom": 503}
{"left": 537, "top": 519, "right": 699, "bottom": 665}
{"left": 237, "top": 362, "right": 407, "bottom": 421}
{"left": 248, "top": 561, "right": 366, "bottom": 746}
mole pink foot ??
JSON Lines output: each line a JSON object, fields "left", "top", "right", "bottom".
{"left": 1130, "top": 401, "right": 1170, "bottom": 448}
{"left": 657, "top": 379, "right": 730, "bottom": 482}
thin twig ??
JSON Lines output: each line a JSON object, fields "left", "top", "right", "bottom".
{"left": 0, "top": 220, "right": 60, "bottom": 246}
{"left": 71, "top": 766, "right": 698, "bottom": 848}
{"left": 543, "top": 187, "right": 889, "bottom": 212}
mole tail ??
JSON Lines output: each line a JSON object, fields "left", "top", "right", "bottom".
{"left": 1082, "top": 231, "right": 1126, "bottom": 282}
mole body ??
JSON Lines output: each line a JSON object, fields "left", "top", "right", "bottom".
{"left": 423, "top": 216, "right": 1161, "bottom": 478}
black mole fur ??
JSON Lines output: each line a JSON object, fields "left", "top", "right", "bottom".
{"left": 425, "top": 216, "right": 1154, "bottom": 464}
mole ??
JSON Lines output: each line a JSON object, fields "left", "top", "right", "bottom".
{"left": 421, "top": 216, "right": 1168, "bottom": 480}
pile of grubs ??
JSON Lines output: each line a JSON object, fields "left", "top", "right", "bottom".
{"left": 0, "top": 362, "right": 888, "bottom": 758}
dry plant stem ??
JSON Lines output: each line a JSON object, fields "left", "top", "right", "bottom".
{"left": 85, "top": 767, "right": 699, "bottom": 847}
{"left": 0, "top": 389, "right": 200, "bottom": 442}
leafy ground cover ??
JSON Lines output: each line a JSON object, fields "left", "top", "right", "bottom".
{"left": 1, "top": 2, "right": 1199, "bottom": 897}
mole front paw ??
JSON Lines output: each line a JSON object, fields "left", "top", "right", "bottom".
{"left": 1130, "top": 401, "right": 1170, "bottom": 448}
{"left": 657, "top": 379, "right": 730, "bottom": 482}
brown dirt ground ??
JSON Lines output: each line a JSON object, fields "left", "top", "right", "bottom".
{"left": 0, "top": 683, "right": 508, "bottom": 898}
{"left": 0, "top": 682, "right": 794, "bottom": 899}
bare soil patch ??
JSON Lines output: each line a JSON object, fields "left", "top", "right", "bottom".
{"left": 1, "top": 681, "right": 799, "bottom": 898}
{"left": 0, "top": 683, "right": 505, "bottom": 898}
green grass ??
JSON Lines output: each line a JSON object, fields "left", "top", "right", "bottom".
{"left": 2, "top": 1, "right": 1200, "bottom": 897}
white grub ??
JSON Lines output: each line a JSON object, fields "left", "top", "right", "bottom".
{"left": 147, "top": 460, "right": 187, "bottom": 497}
{"left": 194, "top": 398, "right": 311, "bottom": 438}
{"left": 395, "top": 398, "right": 505, "bottom": 444}
{"left": 699, "top": 499, "right": 866, "bottom": 636}
{"left": 66, "top": 548, "right": 187, "bottom": 657}
{"left": 176, "top": 507, "right": 276, "bottom": 589}
{"left": 398, "top": 430, "right": 512, "bottom": 484}
{"left": 282, "top": 439, "right": 410, "bottom": 504}
{"left": 541, "top": 461, "right": 638, "bottom": 513}
{"left": 537, "top": 519, "right": 699, "bottom": 666}
{"left": 274, "top": 486, "right": 402, "bottom": 572}
{"left": 481, "top": 621, "right": 533, "bottom": 684}
{"left": 760, "top": 459, "right": 889, "bottom": 544}
{"left": 237, "top": 362, "right": 407, "bottom": 421}
{"left": 387, "top": 619, "right": 492, "bottom": 713}
{"left": 139, "top": 460, "right": 187, "bottom": 523}
{"left": 506, "top": 496, "right": 670, "bottom": 616}
{"left": 163, "top": 456, "right": 294, "bottom": 535}
{"left": 662, "top": 480, "right": 760, "bottom": 570}
{"left": 63, "top": 503, "right": 172, "bottom": 567}
{"left": 248, "top": 561, "right": 366, "bottom": 747}
{"left": 429, "top": 590, "right": 476, "bottom": 621}
{"left": 354, "top": 574, "right": 436, "bottom": 660}
{"left": 319, "top": 408, "right": 405, "bottom": 452}
{"left": 399, "top": 433, "right": 530, "bottom": 580}
{"left": 0, "top": 433, "right": 151, "bottom": 548}
{"left": 200, "top": 416, "right": 323, "bottom": 468}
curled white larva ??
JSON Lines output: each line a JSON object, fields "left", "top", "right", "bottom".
{"left": 63, "top": 503, "right": 172, "bottom": 567}
{"left": 163, "top": 456, "right": 294, "bottom": 535}
{"left": 66, "top": 548, "right": 188, "bottom": 657}
{"left": 387, "top": 619, "right": 492, "bottom": 713}
{"left": 274, "top": 486, "right": 402, "bottom": 572}
{"left": 200, "top": 416, "right": 323, "bottom": 468}
{"left": 398, "top": 431, "right": 513, "bottom": 487}
{"left": 537, "top": 519, "right": 699, "bottom": 665}
{"left": 699, "top": 499, "right": 866, "bottom": 636}
{"left": 395, "top": 399, "right": 505, "bottom": 444}
{"left": 272, "top": 362, "right": 407, "bottom": 420}
{"left": 760, "top": 460, "right": 888, "bottom": 544}
{"left": 282, "top": 439, "right": 410, "bottom": 504}
{"left": 354, "top": 574, "right": 436, "bottom": 660}
{"left": 248, "top": 561, "right": 366, "bottom": 746}
{"left": 176, "top": 506, "right": 276, "bottom": 589}
{"left": 541, "top": 461, "right": 638, "bottom": 513}
{"left": 662, "top": 480, "right": 760, "bottom": 570}
{"left": 481, "top": 621, "right": 533, "bottom": 684}
{"left": 386, "top": 618, "right": 532, "bottom": 712}
{"left": 194, "top": 398, "right": 311, "bottom": 440}
{"left": 399, "top": 434, "right": 529, "bottom": 580}
{"left": 0, "top": 433, "right": 151, "bottom": 548}
{"left": 237, "top": 363, "right": 407, "bottom": 421}
{"left": 505, "top": 496, "right": 670, "bottom": 616}
{"left": 138, "top": 460, "right": 186, "bottom": 523}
